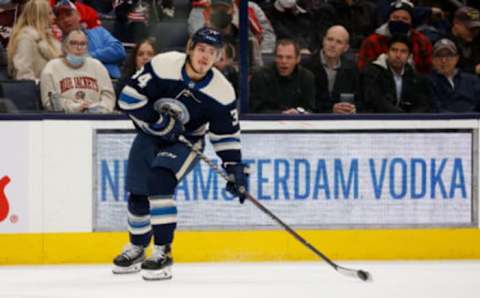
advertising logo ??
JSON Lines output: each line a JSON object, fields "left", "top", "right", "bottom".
{"left": 0, "top": 176, "right": 11, "bottom": 222}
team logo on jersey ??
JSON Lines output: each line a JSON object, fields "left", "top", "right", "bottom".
{"left": 75, "top": 90, "right": 86, "bottom": 100}
{"left": 0, "top": 176, "right": 11, "bottom": 222}
{"left": 154, "top": 98, "right": 191, "bottom": 124}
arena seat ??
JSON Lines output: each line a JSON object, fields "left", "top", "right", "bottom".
{"left": 149, "top": 21, "right": 189, "bottom": 52}
{"left": 0, "top": 80, "right": 41, "bottom": 112}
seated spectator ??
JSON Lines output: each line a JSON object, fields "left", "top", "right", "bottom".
{"left": 0, "top": 0, "right": 28, "bottom": 48}
{"left": 7, "top": 0, "right": 61, "bottom": 81}
{"left": 249, "top": 39, "right": 315, "bottom": 113}
{"left": 362, "top": 34, "right": 431, "bottom": 113}
{"left": 304, "top": 25, "right": 359, "bottom": 114}
{"left": 40, "top": 29, "right": 115, "bottom": 113}
{"left": 190, "top": 0, "right": 265, "bottom": 66}
{"left": 429, "top": 39, "right": 480, "bottom": 112}
{"left": 115, "top": 38, "right": 157, "bottom": 97}
{"left": 357, "top": 0, "right": 432, "bottom": 74}
{"left": 266, "top": 0, "right": 313, "bottom": 53}
{"left": 445, "top": 6, "right": 480, "bottom": 76}
{"left": 214, "top": 42, "right": 239, "bottom": 94}
{"left": 321, "top": 0, "right": 377, "bottom": 49}
{"left": 49, "top": 0, "right": 100, "bottom": 29}
{"left": 54, "top": 0, "right": 126, "bottom": 79}
{"left": 188, "top": 0, "right": 276, "bottom": 53}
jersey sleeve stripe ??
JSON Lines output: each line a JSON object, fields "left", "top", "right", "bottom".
{"left": 118, "top": 86, "right": 148, "bottom": 110}
{"left": 212, "top": 142, "right": 242, "bottom": 152}
{"left": 210, "top": 137, "right": 240, "bottom": 144}
{"left": 208, "top": 131, "right": 241, "bottom": 141}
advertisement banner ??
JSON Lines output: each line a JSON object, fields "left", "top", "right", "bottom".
{"left": 94, "top": 130, "right": 474, "bottom": 231}
{"left": 0, "top": 123, "right": 29, "bottom": 233}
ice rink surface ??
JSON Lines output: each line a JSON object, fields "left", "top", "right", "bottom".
{"left": 1, "top": 261, "right": 480, "bottom": 298}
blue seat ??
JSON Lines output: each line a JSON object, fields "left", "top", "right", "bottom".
{"left": 0, "top": 80, "right": 41, "bottom": 112}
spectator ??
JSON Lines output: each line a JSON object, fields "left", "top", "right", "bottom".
{"left": 445, "top": 6, "right": 480, "bottom": 75}
{"left": 214, "top": 42, "right": 239, "bottom": 94}
{"left": 49, "top": 0, "right": 100, "bottom": 29}
{"left": 7, "top": 0, "right": 61, "bottom": 81}
{"left": 322, "top": 0, "right": 377, "bottom": 49}
{"left": 189, "top": 0, "right": 265, "bottom": 66}
{"left": 304, "top": 25, "right": 359, "bottom": 114}
{"left": 267, "top": 0, "right": 313, "bottom": 52}
{"left": 40, "top": 29, "right": 115, "bottom": 113}
{"left": 429, "top": 38, "right": 480, "bottom": 112}
{"left": 249, "top": 39, "right": 315, "bottom": 113}
{"left": 357, "top": 0, "right": 433, "bottom": 74}
{"left": 115, "top": 38, "right": 157, "bottom": 97}
{"left": 0, "top": 0, "right": 28, "bottom": 48}
{"left": 361, "top": 34, "right": 431, "bottom": 113}
{"left": 54, "top": 0, "right": 126, "bottom": 79}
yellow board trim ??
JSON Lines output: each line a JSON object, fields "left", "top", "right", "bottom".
{"left": 2, "top": 229, "right": 480, "bottom": 265}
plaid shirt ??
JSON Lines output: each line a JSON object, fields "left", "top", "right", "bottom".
{"left": 357, "top": 29, "right": 432, "bottom": 74}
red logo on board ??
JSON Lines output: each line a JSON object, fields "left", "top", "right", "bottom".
{"left": 0, "top": 176, "right": 11, "bottom": 222}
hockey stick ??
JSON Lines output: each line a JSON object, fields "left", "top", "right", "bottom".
{"left": 178, "top": 135, "right": 372, "bottom": 282}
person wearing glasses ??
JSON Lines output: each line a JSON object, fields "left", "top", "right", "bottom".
{"left": 53, "top": 0, "right": 126, "bottom": 79}
{"left": 429, "top": 38, "right": 480, "bottom": 113}
{"left": 40, "top": 29, "right": 115, "bottom": 113}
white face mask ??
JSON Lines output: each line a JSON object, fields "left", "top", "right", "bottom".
{"left": 66, "top": 54, "right": 86, "bottom": 66}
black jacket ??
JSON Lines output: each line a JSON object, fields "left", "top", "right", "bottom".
{"left": 249, "top": 63, "right": 316, "bottom": 113}
{"left": 362, "top": 54, "right": 431, "bottom": 113}
{"left": 303, "top": 51, "right": 360, "bottom": 112}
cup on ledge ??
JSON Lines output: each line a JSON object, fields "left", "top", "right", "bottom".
{"left": 339, "top": 93, "right": 355, "bottom": 104}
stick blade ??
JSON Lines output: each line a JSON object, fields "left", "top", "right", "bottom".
{"left": 336, "top": 266, "right": 373, "bottom": 282}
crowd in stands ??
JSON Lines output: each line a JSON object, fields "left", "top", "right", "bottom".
{"left": 0, "top": 0, "right": 479, "bottom": 114}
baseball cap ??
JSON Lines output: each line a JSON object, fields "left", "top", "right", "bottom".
{"left": 53, "top": 0, "right": 77, "bottom": 17}
{"left": 454, "top": 6, "right": 480, "bottom": 29}
{"left": 388, "top": 0, "right": 414, "bottom": 18}
{"left": 433, "top": 39, "right": 458, "bottom": 56}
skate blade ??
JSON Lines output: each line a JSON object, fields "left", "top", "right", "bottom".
{"left": 112, "top": 263, "right": 142, "bottom": 274}
{"left": 141, "top": 267, "right": 172, "bottom": 281}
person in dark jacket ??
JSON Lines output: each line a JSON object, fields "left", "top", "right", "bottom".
{"left": 362, "top": 34, "right": 431, "bottom": 113}
{"left": 429, "top": 38, "right": 480, "bottom": 112}
{"left": 249, "top": 38, "right": 316, "bottom": 113}
{"left": 304, "top": 25, "right": 359, "bottom": 113}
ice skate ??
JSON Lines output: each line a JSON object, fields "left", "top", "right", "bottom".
{"left": 112, "top": 244, "right": 145, "bottom": 274}
{"left": 141, "top": 244, "right": 173, "bottom": 281}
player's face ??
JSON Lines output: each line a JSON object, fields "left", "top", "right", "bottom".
{"left": 190, "top": 43, "right": 219, "bottom": 75}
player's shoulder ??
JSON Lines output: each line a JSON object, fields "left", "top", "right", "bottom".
{"left": 201, "top": 68, "right": 236, "bottom": 106}
{"left": 149, "top": 51, "right": 185, "bottom": 80}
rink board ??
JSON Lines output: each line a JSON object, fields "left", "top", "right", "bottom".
{"left": 2, "top": 117, "right": 480, "bottom": 264}
{"left": 2, "top": 229, "right": 480, "bottom": 264}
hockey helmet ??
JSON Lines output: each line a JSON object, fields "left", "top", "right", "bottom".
{"left": 191, "top": 27, "right": 224, "bottom": 49}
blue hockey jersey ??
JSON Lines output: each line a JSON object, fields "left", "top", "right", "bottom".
{"left": 118, "top": 51, "right": 241, "bottom": 164}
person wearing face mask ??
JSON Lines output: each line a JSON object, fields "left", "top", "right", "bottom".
{"left": 40, "top": 29, "right": 115, "bottom": 113}
{"left": 357, "top": 0, "right": 432, "bottom": 74}
{"left": 53, "top": 0, "right": 126, "bottom": 79}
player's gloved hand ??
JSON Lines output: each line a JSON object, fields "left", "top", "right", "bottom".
{"left": 149, "top": 112, "right": 185, "bottom": 144}
{"left": 224, "top": 163, "right": 249, "bottom": 204}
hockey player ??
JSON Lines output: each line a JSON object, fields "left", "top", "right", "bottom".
{"left": 113, "top": 27, "right": 249, "bottom": 281}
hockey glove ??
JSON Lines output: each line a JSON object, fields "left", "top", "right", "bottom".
{"left": 224, "top": 163, "right": 249, "bottom": 204}
{"left": 148, "top": 112, "right": 185, "bottom": 144}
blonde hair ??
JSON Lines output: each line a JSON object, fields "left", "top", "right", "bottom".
{"left": 7, "top": 0, "right": 60, "bottom": 74}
